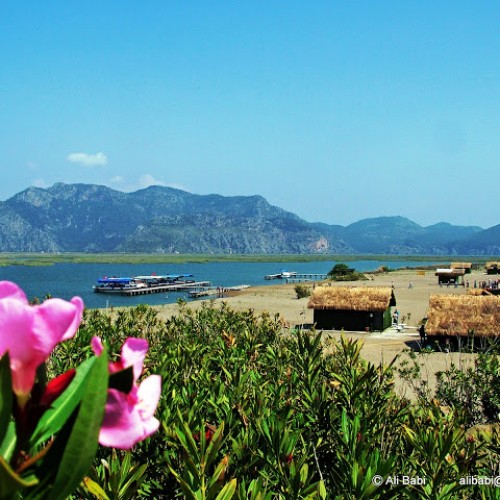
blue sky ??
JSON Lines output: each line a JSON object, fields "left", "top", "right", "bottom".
{"left": 1, "top": 1, "right": 499, "bottom": 228}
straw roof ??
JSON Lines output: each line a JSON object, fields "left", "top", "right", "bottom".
{"left": 426, "top": 295, "right": 500, "bottom": 337}
{"left": 486, "top": 262, "right": 500, "bottom": 269}
{"left": 307, "top": 286, "right": 394, "bottom": 312}
{"left": 435, "top": 268, "right": 465, "bottom": 276}
{"left": 451, "top": 262, "right": 472, "bottom": 269}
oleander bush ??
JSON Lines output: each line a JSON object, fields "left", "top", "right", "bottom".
{"left": 398, "top": 348, "right": 500, "bottom": 427}
{"left": 43, "top": 302, "right": 500, "bottom": 498}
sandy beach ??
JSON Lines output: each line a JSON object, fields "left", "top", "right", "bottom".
{"left": 150, "top": 266, "right": 491, "bottom": 397}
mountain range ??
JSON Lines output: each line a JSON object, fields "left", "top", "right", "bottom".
{"left": 0, "top": 183, "right": 498, "bottom": 255}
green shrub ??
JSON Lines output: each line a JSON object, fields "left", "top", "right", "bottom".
{"left": 294, "top": 284, "right": 311, "bottom": 299}
{"left": 435, "top": 354, "right": 500, "bottom": 426}
{"left": 327, "top": 263, "right": 367, "bottom": 281}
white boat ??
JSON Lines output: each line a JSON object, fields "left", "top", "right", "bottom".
{"left": 93, "top": 277, "right": 147, "bottom": 294}
{"left": 93, "top": 273, "right": 196, "bottom": 294}
{"left": 133, "top": 274, "right": 195, "bottom": 286}
{"left": 264, "top": 271, "right": 297, "bottom": 280}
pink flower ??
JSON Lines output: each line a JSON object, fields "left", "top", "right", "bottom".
{"left": 0, "top": 281, "right": 84, "bottom": 401}
{"left": 92, "top": 337, "right": 161, "bottom": 449}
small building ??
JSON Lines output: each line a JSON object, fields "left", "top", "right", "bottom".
{"left": 307, "top": 286, "right": 396, "bottom": 332}
{"left": 435, "top": 268, "right": 465, "bottom": 285}
{"left": 451, "top": 262, "right": 472, "bottom": 274}
{"left": 486, "top": 262, "right": 500, "bottom": 275}
{"left": 425, "top": 295, "right": 500, "bottom": 337}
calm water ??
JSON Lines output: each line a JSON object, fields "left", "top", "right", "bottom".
{"left": 0, "top": 260, "right": 440, "bottom": 309}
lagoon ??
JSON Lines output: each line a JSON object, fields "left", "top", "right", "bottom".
{"left": 0, "top": 259, "right": 446, "bottom": 309}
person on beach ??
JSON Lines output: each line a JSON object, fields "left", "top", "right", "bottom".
{"left": 419, "top": 324, "right": 426, "bottom": 344}
{"left": 393, "top": 310, "right": 399, "bottom": 325}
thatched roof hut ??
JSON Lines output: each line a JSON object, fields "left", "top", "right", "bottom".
{"left": 451, "top": 262, "right": 472, "bottom": 273}
{"left": 426, "top": 295, "right": 500, "bottom": 337}
{"left": 435, "top": 268, "right": 465, "bottom": 284}
{"left": 486, "top": 262, "right": 500, "bottom": 275}
{"left": 307, "top": 286, "right": 395, "bottom": 311}
{"left": 307, "top": 286, "right": 396, "bottom": 331}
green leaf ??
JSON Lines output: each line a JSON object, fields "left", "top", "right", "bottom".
{"left": 172, "top": 427, "right": 200, "bottom": 481}
{"left": 0, "top": 353, "right": 13, "bottom": 445}
{"left": 0, "top": 454, "right": 38, "bottom": 498}
{"left": 119, "top": 463, "right": 147, "bottom": 498}
{"left": 259, "top": 419, "right": 272, "bottom": 446}
{"left": 176, "top": 420, "right": 200, "bottom": 463}
{"left": 167, "top": 466, "right": 198, "bottom": 500}
{"left": 46, "top": 351, "right": 109, "bottom": 500}
{"left": 318, "top": 480, "right": 327, "bottom": 499}
{"left": 299, "top": 463, "right": 309, "bottom": 484}
{"left": 215, "top": 478, "right": 237, "bottom": 500}
{"left": 204, "top": 423, "right": 224, "bottom": 470}
{"left": 208, "top": 455, "right": 230, "bottom": 494}
{"left": 30, "top": 356, "right": 98, "bottom": 447}
{"left": 82, "top": 476, "right": 110, "bottom": 500}
{"left": 0, "top": 422, "right": 16, "bottom": 463}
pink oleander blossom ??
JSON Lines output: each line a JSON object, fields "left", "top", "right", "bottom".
{"left": 92, "top": 336, "right": 161, "bottom": 449}
{"left": 0, "top": 281, "right": 84, "bottom": 399}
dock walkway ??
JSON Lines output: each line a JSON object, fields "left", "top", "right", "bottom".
{"left": 285, "top": 273, "right": 327, "bottom": 283}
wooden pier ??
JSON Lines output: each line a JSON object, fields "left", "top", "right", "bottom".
{"left": 187, "top": 288, "right": 220, "bottom": 298}
{"left": 187, "top": 284, "right": 250, "bottom": 299}
{"left": 285, "top": 273, "right": 327, "bottom": 283}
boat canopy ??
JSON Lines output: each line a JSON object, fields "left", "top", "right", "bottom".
{"left": 134, "top": 274, "right": 194, "bottom": 280}
{"left": 97, "top": 277, "right": 133, "bottom": 284}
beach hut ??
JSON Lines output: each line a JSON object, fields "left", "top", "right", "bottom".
{"left": 435, "top": 268, "right": 465, "bottom": 285}
{"left": 425, "top": 295, "right": 500, "bottom": 338}
{"left": 307, "top": 286, "right": 396, "bottom": 332}
{"left": 451, "top": 262, "right": 472, "bottom": 274}
{"left": 486, "top": 262, "right": 500, "bottom": 275}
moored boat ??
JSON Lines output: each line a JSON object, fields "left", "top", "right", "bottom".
{"left": 93, "top": 273, "right": 205, "bottom": 295}
{"left": 264, "top": 270, "right": 297, "bottom": 280}
{"left": 280, "top": 271, "right": 297, "bottom": 279}
{"left": 132, "top": 274, "right": 195, "bottom": 286}
{"left": 93, "top": 277, "right": 147, "bottom": 294}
